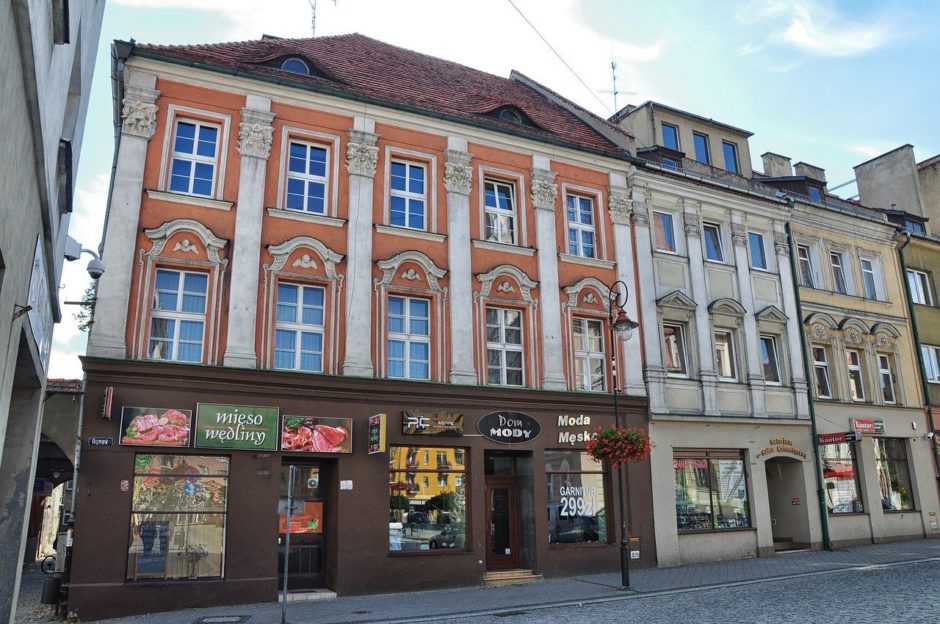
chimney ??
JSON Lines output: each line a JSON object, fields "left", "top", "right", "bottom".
{"left": 761, "top": 152, "right": 792, "bottom": 177}
{"left": 794, "top": 162, "right": 827, "bottom": 185}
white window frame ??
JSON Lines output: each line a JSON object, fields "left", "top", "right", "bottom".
{"left": 283, "top": 140, "right": 330, "bottom": 214}
{"left": 812, "top": 346, "right": 833, "bottom": 399}
{"left": 274, "top": 283, "right": 325, "bottom": 372}
{"left": 661, "top": 122, "right": 680, "bottom": 151}
{"left": 387, "top": 295, "right": 431, "bottom": 380}
{"left": 389, "top": 159, "right": 428, "bottom": 230}
{"left": 663, "top": 322, "right": 689, "bottom": 377}
{"left": 877, "top": 353, "right": 897, "bottom": 404}
{"left": 714, "top": 330, "right": 738, "bottom": 381}
{"left": 702, "top": 222, "right": 725, "bottom": 262}
{"left": 859, "top": 258, "right": 877, "bottom": 300}
{"left": 486, "top": 307, "right": 524, "bottom": 386}
{"left": 797, "top": 245, "right": 815, "bottom": 288}
{"left": 922, "top": 345, "right": 940, "bottom": 383}
{"left": 908, "top": 269, "right": 933, "bottom": 305}
{"left": 760, "top": 335, "right": 781, "bottom": 384}
{"left": 566, "top": 193, "right": 597, "bottom": 258}
{"left": 748, "top": 231, "right": 768, "bottom": 270}
{"left": 830, "top": 251, "right": 848, "bottom": 294}
{"left": 653, "top": 211, "right": 678, "bottom": 254}
{"left": 483, "top": 178, "right": 518, "bottom": 245}
{"left": 167, "top": 119, "right": 221, "bottom": 197}
{"left": 572, "top": 317, "right": 606, "bottom": 391}
{"left": 148, "top": 268, "right": 208, "bottom": 363}
{"left": 845, "top": 349, "right": 866, "bottom": 402}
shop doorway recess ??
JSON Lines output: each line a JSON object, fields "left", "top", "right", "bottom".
{"left": 278, "top": 462, "right": 326, "bottom": 590}
{"left": 765, "top": 457, "right": 811, "bottom": 552}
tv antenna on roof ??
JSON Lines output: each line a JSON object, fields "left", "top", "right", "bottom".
{"left": 599, "top": 61, "right": 636, "bottom": 114}
{"left": 307, "top": 0, "right": 337, "bottom": 37}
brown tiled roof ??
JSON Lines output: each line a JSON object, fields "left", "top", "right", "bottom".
{"left": 132, "top": 33, "right": 626, "bottom": 156}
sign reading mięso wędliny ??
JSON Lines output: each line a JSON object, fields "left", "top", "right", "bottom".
{"left": 477, "top": 411, "right": 540, "bottom": 444}
{"left": 195, "top": 403, "right": 279, "bottom": 450}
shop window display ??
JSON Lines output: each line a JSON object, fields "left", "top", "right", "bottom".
{"left": 545, "top": 450, "right": 607, "bottom": 544}
{"left": 389, "top": 446, "right": 467, "bottom": 551}
{"left": 874, "top": 438, "right": 914, "bottom": 511}
{"left": 674, "top": 451, "right": 750, "bottom": 531}
{"left": 821, "top": 443, "right": 864, "bottom": 513}
{"left": 127, "top": 454, "right": 229, "bottom": 580}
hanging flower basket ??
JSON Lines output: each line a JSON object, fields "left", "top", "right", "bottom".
{"left": 586, "top": 426, "right": 651, "bottom": 468}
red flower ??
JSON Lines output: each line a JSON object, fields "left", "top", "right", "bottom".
{"left": 587, "top": 426, "right": 651, "bottom": 467}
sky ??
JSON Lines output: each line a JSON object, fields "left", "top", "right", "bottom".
{"left": 49, "top": 0, "right": 940, "bottom": 379}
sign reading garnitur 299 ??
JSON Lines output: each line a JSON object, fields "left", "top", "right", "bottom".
{"left": 195, "top": 403, "right": 279, "bottom": 450}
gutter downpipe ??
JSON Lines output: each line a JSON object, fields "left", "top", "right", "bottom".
{"left": 784, "top": 211, "right": 833, "bottom": 551}
{"left": 894, "top": 229, "right": 940, "bottom": 495}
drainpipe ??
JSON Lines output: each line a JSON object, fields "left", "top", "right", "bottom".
{"left": 893, "top": 229, "right": 940, "bottom": 496}
{"left": 784, "top": 216, "right": 833, "bottom": 551}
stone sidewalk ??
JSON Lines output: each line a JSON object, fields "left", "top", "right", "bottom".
{"left": 17, "top": 539, "right": 940, "bottom": 624}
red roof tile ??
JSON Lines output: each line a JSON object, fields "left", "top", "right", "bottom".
{"left": 133, "top": 33, "right": 626, "bottom": 156}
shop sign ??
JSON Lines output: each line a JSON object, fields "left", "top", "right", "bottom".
{"left": 852, "top": 419, "right": 885, "bottom": 434}
{"left": 817, "top": 432, "right": 861, "bottom": 445}
{"left": 477, "top": 411, "right": 540, "bottom": 444}
{"left": 120, "top": 407, "right": 192, "bottom": 447}
{"left": 557, "top": 414, "right": 593, "bottom": 446}
{"left": 280, "top": 415, "right": 352, "bottom": 453}
{"left": 26, "top": 239, "right": 53, "bottom": 372}
{"left": 368, "top": 413, "right": 387, "bottom": 454}
{"left": 756, "top": 437, "right": 807, "bottom": 460}
{"left": 402, "top": 410, "right": 463, "bottom": 436}
{"left": 195, "top": 403, "right": 278, "bottom": 450}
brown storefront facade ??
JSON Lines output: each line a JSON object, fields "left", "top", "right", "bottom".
{"left": 69, "top": 357, "right": 652, "bottom": 620}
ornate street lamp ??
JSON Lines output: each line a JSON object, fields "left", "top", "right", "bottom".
{"left": 607, "top": 280, "right": 639, "bottom": 589}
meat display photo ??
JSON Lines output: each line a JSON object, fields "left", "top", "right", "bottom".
{"left": 120, "top": 407, "right": 193, "bottom": 447}
{"left": 281, "top": 416, "right": 352, "bottom": 454}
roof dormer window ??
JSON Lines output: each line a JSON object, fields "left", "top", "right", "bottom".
{"left": 498, "top": 108, "right": 524, "bottom": 124}
{"left": 281, "top": 57, "right": 311, "bottom": 75}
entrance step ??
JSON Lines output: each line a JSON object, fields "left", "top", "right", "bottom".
{"left": 483, "top": 569, "right": 543, "bottom": 587}
{"left": 278, "top": 588, "right": 337, "bottom": 603}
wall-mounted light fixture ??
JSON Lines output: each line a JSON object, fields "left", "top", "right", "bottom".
{"left": 13, "top": 304, "right": 32, "bottom": 320}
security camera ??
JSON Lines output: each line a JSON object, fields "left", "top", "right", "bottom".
{"left": 87, "top": 258, "right": 105, "bottom": 280}
{"left": 927, "top": 431, "right": 936, "bottom": 439}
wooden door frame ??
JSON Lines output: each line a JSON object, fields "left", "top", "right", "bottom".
{"left": 484, "top": 475, "right": 519, "bottom": 570}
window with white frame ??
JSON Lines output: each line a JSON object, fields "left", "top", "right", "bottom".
{"left": 878, "top": 354, "right": 897, "bottom": 404}
{"left": 748, "top": 232, "right": 768, "bottom": 270}
{"left": 722, "top": 141, "right": 739, "bottom": 173}
{"left": 922, "top": 345, "right": 940, "bottom": 383}
{"left": 860, "top": 258, "right": 877, "bottom": 300}
{"left": 653, "top": 211, "right": 677, "bottom": 253}
{"left": 566, "top": 194, "right": 596, "bottom": 258}
{"left": 486, "top": 307, "right": 524, "bottom": 386}
{"left": 760, "top": 335, "right": 781, "bottom": 383}
{"left": 573, "top": 318, "right": 605, "bottom": 391}
{"left": 797, "top": 245, "right": 815, "bottom": 287}
{"left": 714, "top": 330, "right": 737, "bottom": 381}
{"left": 284, "top": 141, "right": 328, "bottom": 214}
{"left": 390, "top": 161, "right": 426, "bottom": 230}
{"left": 812, "top": 346, "right": 833, "bottom": 399}
{"left": 663, "top": 323, "right": 688, "bottom": 376}
{"left": 661, "top": 122, "right": 680, "bottom": 151}
{"left": 149, "top": 269, "right": 208, "bottom": 363}
{"left": 845, "top": 349, "right": 866, "bottom": 402}
{"left": 702, "top": 222, "right": 724, "bottom": 262}
{"left": 274, "top": 283, "right": 324, "bottom": 372}
{"left": 830, "top": 252, "right": 848, "bottom": 294}
{"left": 168, "top": 120, "right": 219, "bottom": 197}
{"left": 483, "top": 179, "right": 516, "bottom": 244}
{"left": 907, "top": 269, "right": 933, "bottom": 305}
{"left": 388, "top": 296, "right": 430, "bottom": 380}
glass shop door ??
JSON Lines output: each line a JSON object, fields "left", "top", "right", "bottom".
{"left": 277, "top": 463, "right": 324, "bottom": 589}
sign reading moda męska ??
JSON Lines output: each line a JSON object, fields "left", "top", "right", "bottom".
{"left": 195, "top": 403, "right": 279, "bottom": 450}
{"left": 477, "top": 411, "right": 540, "bottom": 444}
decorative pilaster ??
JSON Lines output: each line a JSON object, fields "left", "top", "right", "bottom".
{"left": 342, "top": 125, "right": 379, "bottom": 377}
{"left": 223, "top": 100, "right": 275, "bottom": 367}
{"left": 682, "top": 200, "right": 719, "bottom": 415}
{"left": 632, "top": 190, "right": 667, "bottom": 412}
{"left": 530, "top": 165, "right": 566, "bottom": 390}
{"left": 88, "top": 75, "right": 160, "bottom": 358}
{"left": 444, "top": 143, "right": 476, "bottom": 383}
{"left": 775, "top": 227, "right": 810, "bottom": 417}
{"left": 730, "top": 218, "right": 765, "bottom": 416}
{"left": 609, "top": 182, "right": 645, "bottom": 396}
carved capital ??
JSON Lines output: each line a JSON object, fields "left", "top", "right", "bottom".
{"left": 631, "top": 199, "right": 650, "bottom": 227}
{"left": 345, "top": 129, "right": 379, "bottom": 178}
{"left": 530, "top": 167, "right": 558, "bottom": 211}
{"left": 731, "top": 223, "right": 747, "bottom": 247}
{"left": 237, "top": 109, "right": 275, "bottom": 159}
{"left": 608, "top": 190, "right": 632, "bottom": 226}
{"left": 684, "top": 220, "right": 701, "bottom": 238}
{"left": 444, "top": 150, "right": 472, "bottom": 195}
{"left": 774, "top": 231, "right": 790, "bottom": 256}
{"left": 121, "top": 99, "right": 159, "bottom": 139}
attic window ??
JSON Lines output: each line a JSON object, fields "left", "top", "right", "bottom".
{"left": 281, "top": 58, "right": 310, "bottom": 75}
{"left": 498, "top": 108, "right": 524, "bottom": 124}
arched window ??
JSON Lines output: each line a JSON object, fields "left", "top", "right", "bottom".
{"left": 280, "top": 58, "right": 310, "bottom": 75}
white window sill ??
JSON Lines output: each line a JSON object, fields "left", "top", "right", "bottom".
{"left": 266, "top": 208, "right": 345, "bottom": 228}
{"left": 558, "top": 254, "right": 615, "bottom": 269}
{"left": 375, "top": 224, "right": 446, "bottom": 243}
{"left": 147, "top": 189, "right": 233, "bottom": 211}
{"left": 472, "top": 239, "right": 536, "bottom": 256}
